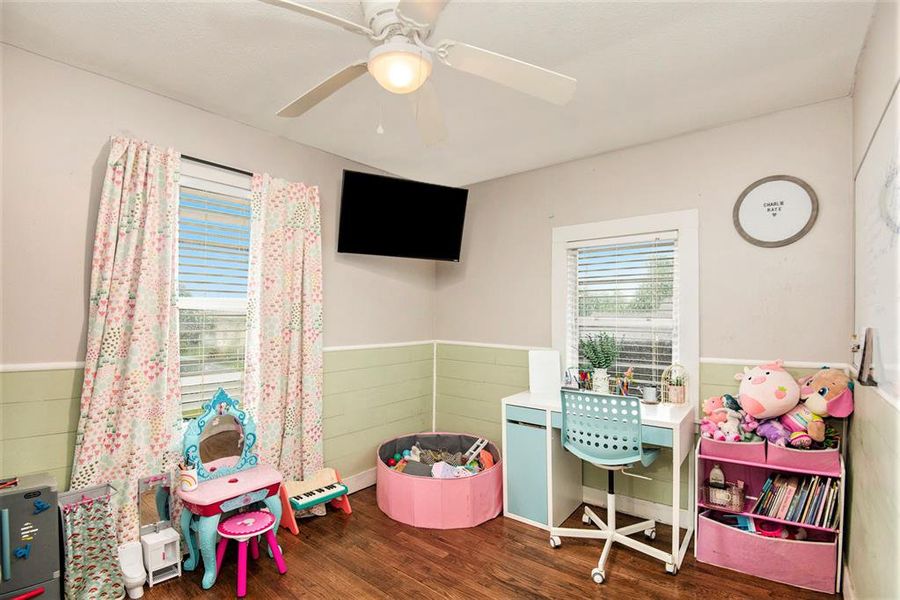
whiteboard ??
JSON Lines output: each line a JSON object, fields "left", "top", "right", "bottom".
{"left": 854, "top": 87, "right": 900, "bottom": 398}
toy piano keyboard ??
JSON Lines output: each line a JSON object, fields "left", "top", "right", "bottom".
{"left": 279, "top": 468, "right": 352, "bottom": 535}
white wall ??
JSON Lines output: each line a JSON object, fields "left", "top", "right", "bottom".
{"left": 852, "top": 1, "right": 900, "bottom": 174}
{"left": 0, "top": 46, "right": 436, "bottom": 365}
{"left": 845, "top": 3, "right": 900, "bottom": 599}
{"left": 436, "top": 99, "right": 854, "bottom": 363}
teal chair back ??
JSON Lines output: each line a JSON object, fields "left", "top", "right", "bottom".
{"left": 560, "top": 389, "right": 651, "bottom": 467}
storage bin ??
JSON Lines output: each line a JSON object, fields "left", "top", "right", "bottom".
{"left": 766, "top": 443, "right": 841, "bottom": 475}
{"left": 696, "top": 511, "right": 837, "bottom": 593}
{"left": 376, "top": 432, "right": 503, "bottom": 529}
{"left": 700, "top": 437, "right": 766, "bottom": 463}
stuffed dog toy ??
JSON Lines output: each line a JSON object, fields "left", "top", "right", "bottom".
{"left": 758, "top": 368, "right": 854, "bottom": 448}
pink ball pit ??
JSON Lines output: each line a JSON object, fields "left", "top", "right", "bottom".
{"left": 376, "top": 432, "right": 503, "bottom": 529}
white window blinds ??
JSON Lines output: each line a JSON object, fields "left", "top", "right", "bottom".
{"left": 177, "top": 163, "right": 252, "bottom": 414}
{"left": 567, "top": 230, "right": 679, "bottom": 391}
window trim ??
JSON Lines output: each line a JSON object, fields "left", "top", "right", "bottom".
{"left": 551, "top": 209, "right": 700, "bottom": 417}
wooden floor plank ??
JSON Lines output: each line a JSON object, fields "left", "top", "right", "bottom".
{"left": 146, "top": 486, "right": 837, "bottom": 599}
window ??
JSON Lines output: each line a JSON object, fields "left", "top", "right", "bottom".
{"left": 567, "top": 232, "right": 677, "bottom": 388}
{"left": 552, "top": 211, "right": 699, "bottom": 411}
{"left": 177, "top": 160, "right": 252, "bottom": 415}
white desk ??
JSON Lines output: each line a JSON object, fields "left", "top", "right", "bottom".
{"left": 501, "top": 391, "right": 695, "bottom": 570}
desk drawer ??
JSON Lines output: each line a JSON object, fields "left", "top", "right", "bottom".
{"left": 506, "top": 405, "right": 547, "bottom": 426}
{"left": 549, "top": 411, "right": 673, "bottom": 447}
{"left": 641, "top": 425, "right": 673, "bottom": 447}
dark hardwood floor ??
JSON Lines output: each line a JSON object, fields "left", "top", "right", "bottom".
{"left": 147, "top": 487, "right": 834, "bottom": 599}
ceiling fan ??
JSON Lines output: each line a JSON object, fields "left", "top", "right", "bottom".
{"left": 261, "top": 0, "right": 577, "bottom": 145}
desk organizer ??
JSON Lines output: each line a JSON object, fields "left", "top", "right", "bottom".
{"left": 695, "top": 439, "right": 845, "bottom": 593}
{"left": 376, "top": 433, "right": 502, "bottom": 529}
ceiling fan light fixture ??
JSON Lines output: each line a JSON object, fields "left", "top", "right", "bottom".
{"left": 367, "top": 40, "right": 432, "bottom": 94}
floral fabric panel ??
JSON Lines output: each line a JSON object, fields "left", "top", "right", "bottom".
{"left": 242, "top": 174, "right": 324, "bottom": 500}
{"left": 70, "top": 137, "right": 182, "bottom": 541}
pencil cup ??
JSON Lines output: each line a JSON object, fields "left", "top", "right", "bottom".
{"left": 179, "top": 468, "right": 198, "bottom": 492}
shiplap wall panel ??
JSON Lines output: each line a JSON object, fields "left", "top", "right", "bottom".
{"left": 0, "top": 368, "right": 83, "bottom": 489}
{"left": 0, "top": 344, "right": 434, "bottom": 491}
{"left": 845, "top": 385, "right": 900, "bottom": 598}
{"left": 434, "top": 344, "right": 529, "bottom": 443}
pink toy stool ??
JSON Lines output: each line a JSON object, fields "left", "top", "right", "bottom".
{"left": 216, "top": 510, "right": 286, "bottom": 597}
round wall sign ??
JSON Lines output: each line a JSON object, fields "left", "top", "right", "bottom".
{"left": 733, "top": 175, "right": 818, "bottom": 247}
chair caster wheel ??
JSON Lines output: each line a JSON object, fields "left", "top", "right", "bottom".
{"left": 549, "top": 536, "right": 561, "bottom": 549}
{"left": 582, "top": 513, "right": 592, "bottom": 525}
{"left": 644, "top": 528, "right": 656, "bottom": 540}
{"left": 665, "top": 562, "right": 677, "bottom": 575}
{"left": 591, "top": 568, "right": 605, "bottom": 584}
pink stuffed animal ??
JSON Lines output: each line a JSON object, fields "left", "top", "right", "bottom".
{"left": 700, "top": 396, "right": 741, "bottom": 442}
{"left": 700, "top": 396, "right": 725, "bottom": 439}
{"left": 734, "top": 359, "right": 800, "bottom": 419}
{"left": 778, "top": 368, "right": 854, "bottom": 448}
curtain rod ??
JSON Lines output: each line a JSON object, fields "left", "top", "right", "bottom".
{"left": 182, "top": 154, "right": 253, "bottom": 177}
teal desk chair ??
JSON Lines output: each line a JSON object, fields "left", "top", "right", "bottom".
{"left": 549, "top": 389, "right": 667, "bottom": 585}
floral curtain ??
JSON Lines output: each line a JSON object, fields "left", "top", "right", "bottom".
{"left": 70, "top": 137, "right": 182, "bottom": 541}
{"left": 242, "top": 174, "right": 324, "bottom": 498}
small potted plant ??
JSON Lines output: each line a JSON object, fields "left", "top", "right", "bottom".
{"left": 662, "top": 364, "right": 687, "bottom": 404}
{"left": 579, "top": 333, "right": 619, "bottom": 394}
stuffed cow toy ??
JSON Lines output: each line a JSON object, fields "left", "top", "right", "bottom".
{"left": 734, "top": 360, "right": 801, "bottom": 446}
{"left": 734, "top": 360, "right": 800, "bottom": 419}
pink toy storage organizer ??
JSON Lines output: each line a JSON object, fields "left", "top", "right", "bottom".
{"left": 376, "top": 433, "right": 503, "bottom": 529}
{"left": 696, "top": 436, "right": 845, "bottom": 594}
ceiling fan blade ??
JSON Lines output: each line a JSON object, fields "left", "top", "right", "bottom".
{"left": 396, "top": 0, "right": 449, "bottom": 27}
{"left": 277, "top": 62, "right": 369, "bottom": 117}
{"left": 439, "top": 41, "right": 576, "bottom": 105}
{"left": 258, "top": 0, "right": 373, "bottom": 36}
{"left": 410, "top": 80, "right": 447, "bottom": 146}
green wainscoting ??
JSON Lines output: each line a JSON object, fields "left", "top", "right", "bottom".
{"left": 323, "top": 343, "right": 433, "bottom": 478}
{"left": 0, "top": 368, "right": 83, "bottom": 490}
{"left": 433, "top": 348, "right": 823, "bottom": 507}
{"left": 434, "top": 344, "right": 529, "bottom": 444}
{"left": 0, "top": 343, "right": 434, "bottom": 491}
{"left": 845, "top": 385, "right": 900, "bottom": 599}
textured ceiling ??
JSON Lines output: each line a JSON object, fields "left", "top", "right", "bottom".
{"left": 1, "top": 1, "right": 875, "bottom": 186}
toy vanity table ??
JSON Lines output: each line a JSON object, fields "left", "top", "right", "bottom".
{"left": 177, "top": 390, "right": 283, "bottom": 589}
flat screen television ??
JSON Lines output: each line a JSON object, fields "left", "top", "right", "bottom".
{"left": 337, "top": 170, "right": 468, "bottom": 261}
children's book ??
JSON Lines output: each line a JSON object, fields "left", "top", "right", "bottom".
{"left": 808, "top": 478, "right": 829, "bottom": 525}
{"left": 788, "top": 478, "right": 809, "bottom": 522}
{"left": 776, "top": 476, "right": 799, "bottom": 520}
{"left": 823, "top": 480, "right": 840, "bottom": 528}
{"left": 800, "top": 476, "right": 820, "bottom": 523}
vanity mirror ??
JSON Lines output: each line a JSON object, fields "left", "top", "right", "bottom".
{"left": 139, "top": 473, "right": 172, "bottom": 535}
{"left": 184, "top": 388, "right": 259, "bottom": 481}
{"left": 199, "top": 414, "right": 245, "bottom": 467}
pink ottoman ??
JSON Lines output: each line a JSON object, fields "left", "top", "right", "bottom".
{"left": 376, "top": 432, "right": 503, "bottom": 529}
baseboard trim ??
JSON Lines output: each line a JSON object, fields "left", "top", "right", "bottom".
{"left": 582, "top": 486, "right": 691, "bottom": 528}
{"left": 343, "top": 467, "right": 376, "bottom": 494}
